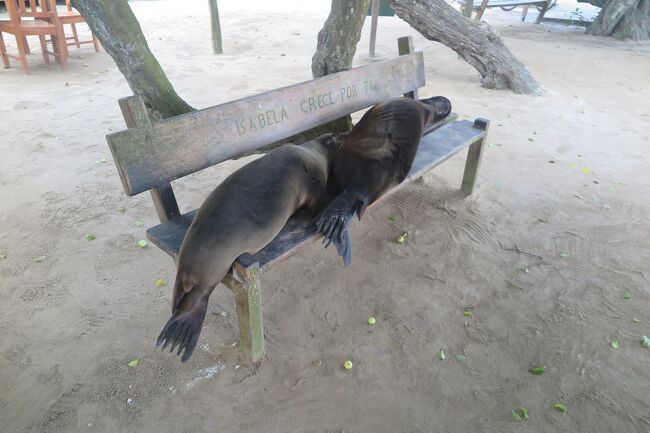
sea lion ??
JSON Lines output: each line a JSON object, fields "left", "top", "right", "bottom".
{"left": 314, "top": 96, "right": 452, "bottom": 266}
{"left": 157, "top": 133, "right": 343, "bottom": 362}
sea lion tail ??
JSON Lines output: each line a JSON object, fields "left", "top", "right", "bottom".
{"left": 156, "top": 294, "right": 209, "bottom": 362}
{"left": 314, "top": 190, "right": 362, "bottom": 267}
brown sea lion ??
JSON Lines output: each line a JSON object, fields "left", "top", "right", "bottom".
{"left": 157, "top": 134, "right": 343, "bottom": 362}
{"left": 314, "top": 96, "right": 452, "bottom": 266}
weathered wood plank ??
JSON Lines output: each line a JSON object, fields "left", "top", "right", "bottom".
{"left": 146, "top": 119, "right": 485, "bottom": 271}
{"left": 108, "top": 53, "right": 425, "bottom": 196}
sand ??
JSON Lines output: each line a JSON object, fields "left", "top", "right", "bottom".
{"left": 1, "top": 0, "right": 649, "bottom": 432}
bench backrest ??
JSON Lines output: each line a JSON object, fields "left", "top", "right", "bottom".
{"left": 107, "top": 37, "right": 425, "bottom": 221}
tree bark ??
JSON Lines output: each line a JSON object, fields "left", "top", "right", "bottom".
{"left": 72, "top": 0, "right": 194, "bottom": 119}
{"left": 585, "top": 0, "right": 650, "bottom": 40}
{"left": 310, "top": 0, "right": 371, "bottom": 134}
{"left": 389, "top": 0, "right": 542, "bottom": 94}
{"left": 208, "top": 0, "right": 223, "bottom": 54}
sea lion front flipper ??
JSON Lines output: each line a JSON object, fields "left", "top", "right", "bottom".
{"left": 314, "top": 189, "right": 363, "bottom": 266}
{"left": 156, "top": 294, "right": 208, "bottom": 362}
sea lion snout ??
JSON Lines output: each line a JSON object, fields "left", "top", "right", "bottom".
{"left": 420, "top": 96, "right": 452, "bottom": 123}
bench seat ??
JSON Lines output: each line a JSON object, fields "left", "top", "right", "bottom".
{"left": 147, "top": 118, "right": 486, "bottom": 270}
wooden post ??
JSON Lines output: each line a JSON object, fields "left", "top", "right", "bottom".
{"left": 224, "top": 260, "right": 265, "bottom": 363}
{"left": 118, "top": 96, "right": 181, "bottom": 222}
{"left": 463, "top": 0, "right": 474, "bottom": 18}
{"left": 208, "top": 0, "right": 223, "bottom": 54}
{"left": 369, "top": 0, "right": 380, "bottom": 56}
{"left": 397, "top": 36, "right": 418, "bottom": 99}
{"left": 461, "top": 118, "right": 489, "bottom": 195}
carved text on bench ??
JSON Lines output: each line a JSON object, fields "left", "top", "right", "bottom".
{"left": 234, "top": 80, "right": 376, "bottom": 137}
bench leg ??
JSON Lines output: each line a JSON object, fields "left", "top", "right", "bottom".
{"left": 461, "top": 118, "right": 490, "bottom": 195}
{"left": 226, "top": 261, "right": 265, "bottom": 364}
{"left": 536, "top": 1, "right": 550, "bottom": 23}
{"left": 521, "top": 5, "right": 529, "bottom": 21}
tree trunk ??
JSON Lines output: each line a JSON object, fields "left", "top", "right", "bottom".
{"left": 585, "top": 0, "right": 650, "bottom": 40}
{"left": 310, "top": 0, "right": 371, "bottom": 134}
{"left": 208, "top": 0, "right": 223, "bottom": 54}
{"left": 389, "top": 0, "right": 542, "bottom": 94}
{"left": 72, "top": 0, "right": 194, "bottom": 119}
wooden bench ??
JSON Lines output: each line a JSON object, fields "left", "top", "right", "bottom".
{"left": 106, "top": 36, "right": 489, "bottom": 364}
{"left": 460, "top": 0, "right": 551, "bottom": 22}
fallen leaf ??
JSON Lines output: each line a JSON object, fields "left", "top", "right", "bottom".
{"left": 552, "top": 403, "right": 567, "bottom": 413}
{"left": 155, "top": 278, "right": 165, "bottom": 288}
{"left": 85, "top": 234, "right": 96, "bottom": 241}
{"left": 623, "top": 292, "right": 632, "bottom": 300}
{"left": 388, "top": 216, "right": 397, "bottom": 222}
{"left": 529, "top": 366, "right": 545, "bottom": 375}
{"left": 511, "top": 410, "right": 523, "bottom": 422}
{"left": 581, "top": 167, "right": 591, "bottom": 174}
{"left": 118, "top": 207, "right": 126, "bottom": 213}
{"left": 0, "top": 251, "right": 6, "bottom": 259}
{"left": 528, "top": 138, "right": 534, "bottom": 142}
{"left": 560, "top": 253, "right": 571, "bottom": 259}
{"left": 33, "top": 255, "right": 46, "bottom": 262}
{"left": 438, "top": 349, "right": 446, "bottom": 360}
{"left": 521, "top": 407, "right": 529, "bottom": 420}
{"left": 134, "top": 220, "right": 144, "bottom": 227}
{"left": 463, "top": 309, "right": 473, "bottom": 317}
{"left": 127, "top": 358, "right": 139, "bottom": 368}
{"left": 610, "top": 340, "right": 620, "bottom": 349}
{"left": 138, "top": 240, "right": 148, "bottom": 248}
{"left": 455, "top": 354, "right": 466, "bottom": 361}
{"left": 641, "top": 336, "right": 649, "bottom": 348}
{"left": 396, "top": 231, "right": 409, "bottom": 244}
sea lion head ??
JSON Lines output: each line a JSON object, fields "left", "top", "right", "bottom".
{"left": 420, "top": 96, "right": 452, "bottom": 124}
{"left": 309, "top": 132, "right": 348, "bottom": 161}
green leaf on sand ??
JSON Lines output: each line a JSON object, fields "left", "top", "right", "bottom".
{"left": 134, "top": 220, "right": 144, "bottom": 227}
{"left": 388, "top": 216, "right": 397, "bottom": 222}
{"left": 463, "top": 309, "right": 473, "bottom": 317}
{"left": 155, "top": 278, "right": 165, "bottom": 288}
{"left": 623, "top": 292, "right": 632, "bottom": 300}
{"left": 521, "top": 407, "right": 529, "bottom": 420}
{"left": 396, "top": 231, "right": 409, "bottom": 244}
{"left": 127, "top": 358, "right": 139, "bottom": 368}
{"left": 552, "top": 403, "right": 567, "bottom": 413}
{"left": 559, "top": 252, "right": 571, "bottom": 259}
{"left": 529, "top": 366, "right": 545, "bottom": 375}
{"left": 455, "top": 354, "right": 466, "bottom": 361}
{"left": 85, "top": 234, "right": 96, "bottom": 241}
{"left": 641, "top": 336, "right": 649, "bottom": 348}
{"left": 610, "top": 340, "right": 620, "bottom": 349}
{"left": 33, "top": 255, "right": 46, "bottom": 262}
{"left": 138, "top": 240, "right": 148, "bottom": 248}
{"left": 528, "top": 138, "right": 534, "bottom": 142}
{"left": 438, "top": 349, "right": 446, "bottom": 360}
{"left": 511, "top": 410, "right": 523, "bottom": 421}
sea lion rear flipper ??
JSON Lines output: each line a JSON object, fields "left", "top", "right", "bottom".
{"left": 314, "top": 190, "right": 362, "bottom": 266}
{"left": 156, "top": 295, "right": 208, "bottom": 362}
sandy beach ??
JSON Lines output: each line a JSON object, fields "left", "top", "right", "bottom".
{"left": 1, "top": 0, "right": 649, "bottom": 432}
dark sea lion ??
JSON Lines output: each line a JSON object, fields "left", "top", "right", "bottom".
{"left": 157, "top": 134, "right": 343, "bottom": 362}
{"left": 314, "top": 96, "right": 452, "bottom": 266}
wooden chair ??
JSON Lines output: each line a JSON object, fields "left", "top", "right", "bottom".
{"left": 48, "top": 0, "right": 100, "bottom": 52}
{"left": 459, "top": 0, "right": 551, "bottom": 22}
{"left": 0, "top": 0, "right": 67, "bottom": 74}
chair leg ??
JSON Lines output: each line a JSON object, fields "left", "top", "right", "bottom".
{"left": 225, "top": 261, "right": 265, "bottom": 364}
{"left": 52, "top": 32, "right": 68, "bottom": 71}
{"left": 521, "top": 5, "right": 529, "bottom": 21}
{"left": 15, "top": 35, "right": 30, "bottom": 74}
{"left": 461, "top": 118, "right": 490, "bottom": 195}
{"left": 0, "top": 33, "right": 10, "bottom": 68}
{"left": 91, "top": 31, "right": 100, "bottom": 52}
{"left": 21, "top": 36, "right": 30, "bottom": 54}
{"left": 39, "top": 35, "right": 49, "bottom": 64}
{"left": 476, "top": 0, "right": 490, "bottom": 20}
{"left": 70, "top": 23, "right": 81, "bottom": 48}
